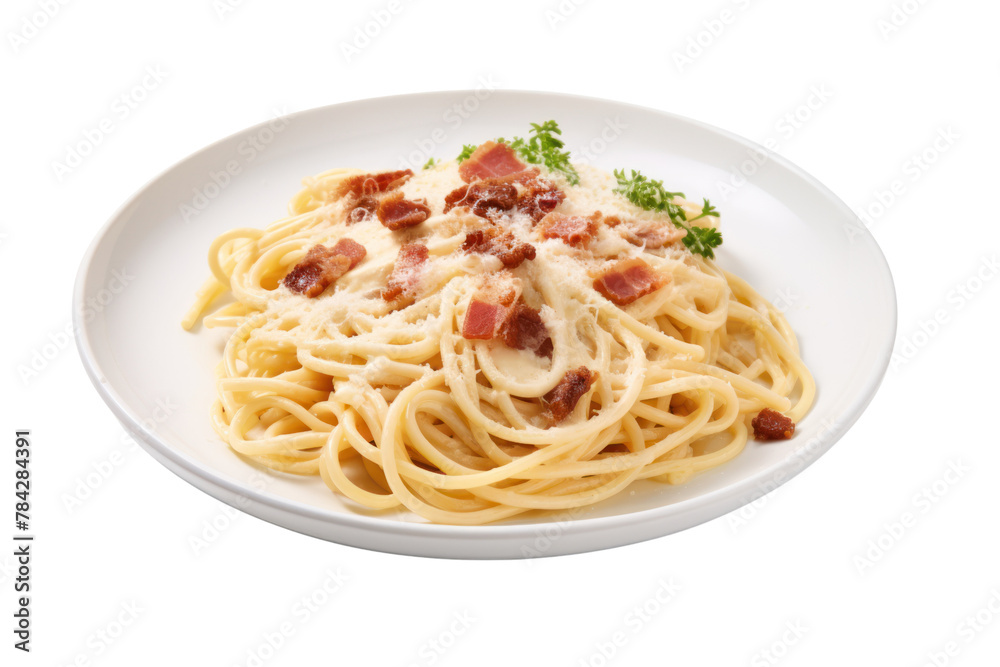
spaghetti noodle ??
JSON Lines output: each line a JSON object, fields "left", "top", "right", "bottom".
{"left": 183, "top": 131, "right": 814, "bottom": 525}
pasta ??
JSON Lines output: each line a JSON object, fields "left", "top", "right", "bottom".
{"left": 183, "top": 130, "right": 814, "bottom": 525}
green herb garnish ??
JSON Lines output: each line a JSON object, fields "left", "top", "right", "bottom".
{"left": 422, "top": 157, "right": 438, "bottom": 170}
{"left": 456, "top": 121, "right": 580, "bottom": 184}
{"left": 613, "top": 169, "right": 723, "bottom": 259}
{"left": 506, "top": 121, "right": 580, "bottom": 185}
{"left": 612, "top": 169, "right": 686, "bottom": 218}
{"left": 456, "top": 144, "right": 477, "bottom": 163}
{"left": 677, "top": 220, "right": 723, "bottom": 259}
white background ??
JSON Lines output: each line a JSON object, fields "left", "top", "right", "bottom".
{"left": 3, "top": 0, "right": 999, "bottom": 665}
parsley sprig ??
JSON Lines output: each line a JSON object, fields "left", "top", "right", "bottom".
{"left": 454, "top": 121, "right": 580, "bottom": 184}
{"left": 612, "top": 169, "right": 685, "bottom": 218}
{"left": 613, "top": 169, "right": 723, "bottom": 259}
{"left": 676, "top": 203, "right": 723, "bottom": 259}
{"left": 422, "top": 157, "right": 438, "bottom": 170}
{"left": 504, "top": 121, "right": 580, "bottom": 184}
{"left": 456, "top": 145, "right": 477, "bottom": 163}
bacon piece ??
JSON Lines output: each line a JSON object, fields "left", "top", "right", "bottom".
{"left": 462, "top": 229, "right": 493, "bottom": 251}
{"left": 462, "top": 292, "right": 552, "bottom": 359}
{"left": 283, "top": 238, "right": 367, "bottom": 297}
{"left": 488, "top": 234, "right": 537, "bottom": 268}
{"left": 346, "top": 195, "right": 378, "bottom": 224}
{"left": 462, "top": 228, "right": 536, "bottom": 269}
{"left": 334, "top": 170, "right": 412, "bottom": 199}
{"left": 620, "top": 219, "right": 684, "bottom": 249}
{"left": 593, "top": 258, "right": 667, "bottom": 306}
{"left": 516, "top": 179, "right": 566, "bottom": 222}
{"left": 443, "top": 179, "right": 518, "bottom": 218}
{"left": 751, "top": 408, "right": 796, "bottom": 440}
{"left": 461, "top": 277, "right": 519, "bottom": 340}
{"left": 537, "top": 212, "right": 600, "bottom": 248}
{"left": 462, "top": 300, "right": 508, "bottom": 340}
{"left": 458, "top": 141, "right": 530, "bottom": 182}
{"left": 377, "top": 191, "right": 431, "bottom": 230}
{"left": 443, "top": 185, "right": 469, "bottom": 212}
{"left": 330, "top": 238, "right": 366, "bottom": 267}
{"left": 498, "top": 302, "right": 553, "bottom": 358}
{"left": 543, "top": 367, "right": 596, "bottom": 424}
{"left": 599, "top": 214, "right": 682, "bottom": 249}
{"left": 381, "top": 242, "right": 429, "bottom": 301}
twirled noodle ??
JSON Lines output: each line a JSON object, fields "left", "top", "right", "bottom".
{"left": 183, "top": 157, "right": 814, "bottom": 525}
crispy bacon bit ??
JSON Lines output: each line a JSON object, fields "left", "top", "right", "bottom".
{"left": 329, "top": 238, "right": 366, "bottom": 267}
{"left": 283, "top": 238, "right": 367, "bottom": 298}
{"left": 376, "top": 191, "right": 431, "bottom": 230}
{"left": 462, "top": 228, "right": 536, "bottom": 269}
{"left": 462, "top": 290, "right": 553, "bottom": 359}
{"left": 458, "top": 141, "right": 529, "bottom": 182}
{"left": 751, "top": 408, "right": 796, "bottom": 440}
{"left": 381, "top": 242, "right": 429, "bottom": 301}
{"left": 335, "top": 170, "right": 412, "bottom": 199}
{"left": 462, "top": 276, "right": 520, "bottom": 339}
{"left": 620, "top": 219, "right": 684, "bottom": 249}
{"left": 489, "top": 234, "right": 537, "bottom": 268}
{"left": 543, "top": 367, "right": 596, "bottom": 424}
{"left": 462, "top": 300, "right": 508, "bottom": 340}
{"left": 346, "top": 195, "right": 378, "bottom": 224}
{"left": 604, "top": 215, "right": 623, "bottom": 227}
{"left": 498, "top": 302, "right": 553, "bottom": 358}
{"left": 443, "top": 179, "right": 518, "bottom": 218}
{"left": 443, "top": 185, "right": 469, "bottom": 212}
{"left": 461, "top": 229, "right": 492, "bottom": 251}
{"left": 593, "top": 258, "right": 667, "bottom": 306}
{"left": 483, "top": 278, "right": 520, "bottom": 309}
{"left": 516, "top": 179, "right": 566, "bottom": 222}
{"left": 537, "top": 212, "right": 600, "bottom": 248}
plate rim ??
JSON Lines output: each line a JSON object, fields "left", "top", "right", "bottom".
{"left": 73, "top": 89, "right": 897, "bottom": 553}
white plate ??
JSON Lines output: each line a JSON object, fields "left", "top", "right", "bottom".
{"left": 74, "top": 91, "right": 895, "bottom": 559}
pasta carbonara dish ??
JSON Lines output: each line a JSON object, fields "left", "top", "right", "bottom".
{"left": 183, "top": 121, "right": 815, "bottom": 525}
